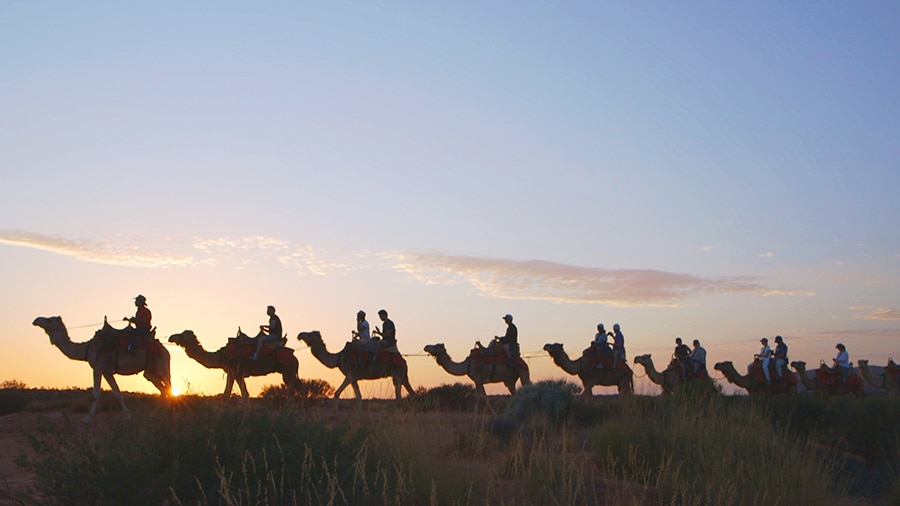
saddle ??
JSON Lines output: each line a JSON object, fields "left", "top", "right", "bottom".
{"left": 344, "top": 341, "right": 406, "bottom": 367}
{"left": 748, "top": 359, "right": 796, "bottom": 385}
{"left": 815, "top": 365, "right": 862, "bottom": 388}
{"left": 471, "top": 344, "right": 528, "bottom": 370}
{"left": 100, "top": 327, "right": 165, "bottom": 356}
{"left": 887, "top": 358, "right": 900, "bottom": 381}
{"left": 584, "top": 346, "right": 630, "bottom": 373}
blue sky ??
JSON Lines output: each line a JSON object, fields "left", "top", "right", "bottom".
{"left": 2, "top": 2, "right": 898, "bottom": 396}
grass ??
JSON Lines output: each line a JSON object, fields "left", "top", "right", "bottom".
{"left": 2, "top": 380, "right": 898, "bottom": 505}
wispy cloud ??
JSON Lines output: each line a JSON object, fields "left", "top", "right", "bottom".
{"left": 2, "top": 231, "right": 804, "bottom": 307}
{"left": 385, "top": 252, "right": 770, "bottom": 307}
{"left": 0, "top": 230, "right": 201, "bottom": 268}
{"left": 757, "top": 252, "right": 774, "bottom": 258}
{"left": 850, "top": 306, "right": 900, "bottom": 321}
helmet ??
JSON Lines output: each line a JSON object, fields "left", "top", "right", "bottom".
{"left": 760, "top": 337, "right": 768, "bottom": 344}
{"left": 597, "top": 323, "right": 605, "bottom": 329}
{"left": 613, "top": 323, "right": 620, "bottom": 331}
{"left": 503, "top": 314, "right": 513, "bottom": 321}
{"left": 134, "top": 294, "right": 147, "bottom": 304}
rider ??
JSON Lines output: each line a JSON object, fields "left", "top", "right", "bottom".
{"left": 594, "top": 323, "right": 611, "bottom": 368}
{"left": 773, "top": 335, "right": 788, "bottom": 380}
{"left": 124, "top": 294, "right": 152, "bottom": 353}
{"left": 673, "top": 337, "right": 691, "bottom": 380}
{"left": 757, "top": 337, "right": 773, "bottom": 385}
{"left": 252, "top": 305, "right": 283, "bottom": 360}
{"left": 352, "top": 310, "right": 375, "bottom": 358}
{"left": 372, "top": 309, "right": 397, "bottom": 359}
{"left": 610, "top": 323, "right": 626, "bottom": 368}
{"left": 833, "top": 343, "right": 851, "bottom": 382}
{"left": 690, "top": 339, "right": 707, "bottom": 375}
{"left": 486, "top": 314, "right": 519, "bottom": 365}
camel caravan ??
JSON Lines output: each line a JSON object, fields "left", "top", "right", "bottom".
{"left": 32, "top": 297, "right": 892, "bottom": 418}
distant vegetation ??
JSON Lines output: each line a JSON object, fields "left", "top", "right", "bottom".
{"left": 1, "top": 379, "right": 897, "bottom": 505}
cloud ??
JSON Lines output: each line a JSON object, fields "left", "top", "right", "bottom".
{"left": 850, "top": 306, "right": 900, "bottom": 321}
{"left": 0, "top": 230, "right": 201, "bottom": 268}
{"left": 2, "top": 231, "right": 804, "bottom": 307}
{"left": 757, "top": 252, "right": 774, "bottom": 258}
{"left": 385, "top": 252, "right": 770, "bottom": 307}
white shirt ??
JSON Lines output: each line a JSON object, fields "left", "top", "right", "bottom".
{"left": 357, "top": 320, "right": 371, "bottom": 345}
{"left": 691, "top": 346, "right": 707, "bottom": 365}
{"left": 759, "top": 345, "right": 772, "bottom": 359}
{"left": 835, "top": 350, "right": 850, "bottom": 368}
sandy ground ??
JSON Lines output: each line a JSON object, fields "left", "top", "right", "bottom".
{"left": 0, "top": 412, "right": 41, "bottom": 504}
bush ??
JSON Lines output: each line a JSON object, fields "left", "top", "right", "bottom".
{"left": 504, "top": 380, "right": 579, "bottom": 426}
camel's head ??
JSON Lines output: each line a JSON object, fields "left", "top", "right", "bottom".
{"left": 713, "top": 361, "right": 733, "bottom": 373}
{"left": 168, "top": 330, "right": 199, "bottom": 347}
{"left": 790, "top": 361, "right": 806, "bottom": 371}
{"left": 33, "top": 316, "right": 63, "bottom": 331}
{"left": 297, "top": 331, "right": 322, "bottom": 345}
{"left": 32, "top": 316, "right": 68, "bottom": 345}
{"left": 542, "top": 343, "right": 563, "bottom": 354}
{"left": 633, "top": 354, "right": 651, "bottom": 366}
{"left": 857, "top": 359, "right": 868, "bottom": 367}
{"left": 423, "top": 343, "right": 446, "bottom": 357}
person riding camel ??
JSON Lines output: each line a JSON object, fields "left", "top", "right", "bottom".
{"left": 611, "top": 323, "right": 626, "bottom": 368}
{"left": 352, "top": 310, "right": 375, "bottom": 362}
{"left": 594, "top": 323, "right": 612, "bottom": 368}
{"left": 832, "top": 343, "right": 851, "bottom": 382}
{"left": 773, "top": 335, "right": 788, "bottom": 380}
{"left": 372, "top": 309, "right": 397, "bottom": 359}
{"left": 673, "top": 337, "right": 691, "bottom": 380}
{"left": 252, "top": 305, "right": 282, "bottom": 360}
{"left": 690, "top": 339, "right": 707, "bottom": 376}
{"left": 757, "top": 337, "right": 773, "bottom": 385}
{"left": 123, "top": 294, "right": 152, "bottom": 354}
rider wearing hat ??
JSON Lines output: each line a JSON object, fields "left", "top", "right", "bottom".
{"left": 833, "top": 343, "right": 851, "bottom": 381}
{"left": 124, "top": 294, "right": 152, "bottom": 353}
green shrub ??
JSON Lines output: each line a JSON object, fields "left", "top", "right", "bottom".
{"left": 504, "top": 380, "right": 579, "bottom": 426}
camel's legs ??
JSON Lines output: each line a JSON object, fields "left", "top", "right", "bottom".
{"left": 223, "top": 375, "right": 235, "bottom": 399}
{"left": 334, "top": 377, "right": 354, "bottom": 399}
{"left": 236, "top": 377, "right": 250, "bottom": 401}
{"left": 86, "top": 370, "right": 129, "bottom": 422}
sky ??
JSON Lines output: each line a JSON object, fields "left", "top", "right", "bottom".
{"left": 1, "top": 2, "right": 898, "bottom": 397}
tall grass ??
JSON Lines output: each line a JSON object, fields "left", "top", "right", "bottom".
{"left": 8, "top": 383, "right": 897, "bottom": 505}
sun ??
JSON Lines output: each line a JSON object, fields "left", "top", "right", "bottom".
{"left": 170, "top": 387, "right": 181, "bottom": 397}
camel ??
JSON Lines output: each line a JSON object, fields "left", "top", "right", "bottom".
{"left": 297, "top": 331, "right": 414, "bottom": 403}
{"left": 858, "top": 359, "right": 900, "bottom": 397}
{"left": 32, "top": 316, "right": 171, "bottom": 421}
{"left": 713, "top": 361, "right": 796, "bottom": 396}
{"left": 542, "top": 343, "right": 632, "bottom": 396}
{"left": 633, "top": 354, "right": 679, "bottom": 395}
{"left": 424, "top": 343, "right": 530, "bottom": 396}
{"left": 790, "top": 361, "right": 863, "bottom": 399}
{"left": 168, "top": 329, "right": 302, "bottom": 400}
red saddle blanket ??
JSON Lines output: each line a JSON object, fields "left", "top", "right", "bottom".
{"left": 887, "top": 360, "right": 900, "bottom": 381}
{"left": 108, "top": 333, "right": 165, "bottom": 357}
{"left": 748, "top": 361, "right": 796, "bottom": 385}
{"left": 665, "top": 359, "right": 711, "bottom": 381}
{"left": 815, "top": 367, "right": 862, "bottom": 387}
{"left": 470, "top": 346, "right": 528, "bottom": 370}
{"left": 224, "top": 340, "right": 295, "bottom": 368}
{"left": 343, "top": 342, "right": 407, "bottom": 367}
{"left": 583, "top": 347, "right": 630, "bottom": 373}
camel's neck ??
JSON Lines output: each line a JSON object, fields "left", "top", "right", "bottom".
{"left": 722, "top": 365, "right": 752, "bottom": 389}
{"left": 49, "top": 331, "right": 93, "bottom": 363}
{"left": 549, "top": 350, "right": 581, "bottom": 375}
{"left": 795, "top": 367, "right": 815, "bottom": 389}
{"left": 306, "top": 339, "right": 341, "bottom": 369}
{"left": 858, "top": 363, "right": 885, "bottom": 389}
{"left": 435, "top": 352, "right": 470, "bottom": 376}
{"left": 181, "top": 341, "right": 226, "bottom": 369}
{"left": 638, "top": 359, "right": 667, "bottom": 386}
